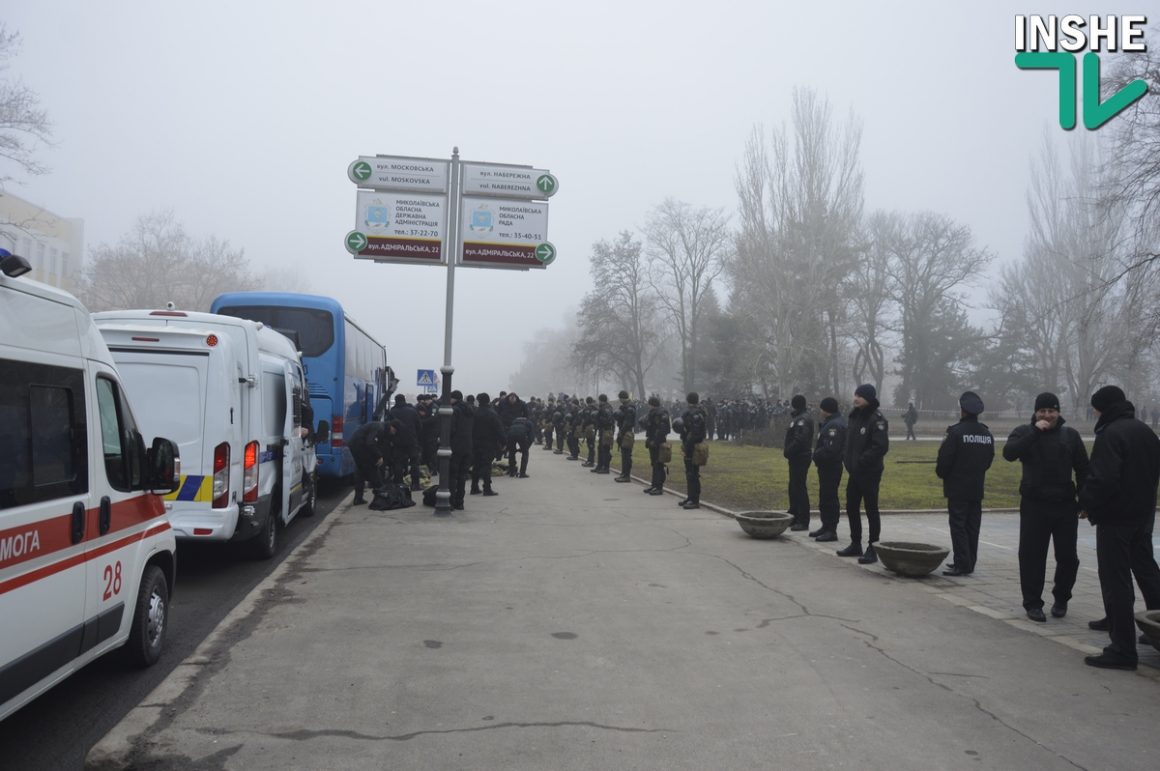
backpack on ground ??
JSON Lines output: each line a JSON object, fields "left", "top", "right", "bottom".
{"left": 369, "top": 482, "right": 415, "bottom": 510}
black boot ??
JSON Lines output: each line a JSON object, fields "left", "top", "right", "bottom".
{"left": 857, "top": 544, "right": 878, "bottom": 564}
{"left": 836, "top": 542, "right": 863, "bottom": 557}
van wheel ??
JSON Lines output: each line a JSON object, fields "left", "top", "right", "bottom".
{"left": 251, "top": 500, "right": 278, "bottom": 560}
{"left": 125, "top": 565, "right": 168, "bottom": 668}
{"left": 302, "top": 471, "right": 317, "bottom": 517}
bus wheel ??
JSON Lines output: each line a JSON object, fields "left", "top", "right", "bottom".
{"left": 125, "top": 565, "right": 168, "bottom": 668}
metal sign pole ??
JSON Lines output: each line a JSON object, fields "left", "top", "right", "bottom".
{"left": 434, "top": 147, "right": 461, "bottom": 517}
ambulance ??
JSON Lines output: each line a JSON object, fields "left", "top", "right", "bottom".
{"left": 0, "top": 251, "right": 180, "bottom": 722}
{"left": 92, "top": 309, "right": 317, "bottom": 560}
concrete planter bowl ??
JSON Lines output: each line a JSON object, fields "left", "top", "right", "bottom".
{"left": 1137, "top": 609, "right": 1160, "bottom": 649}
{"left": 874, "top": 541, "right": 951, "bottom": 577}
{"left": 734, "top": 511, "right": 794, "bottom": 539}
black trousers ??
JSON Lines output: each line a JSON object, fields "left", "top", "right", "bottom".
{"left": 845, "top": 471, "right": 881, "bottom": 544}
{"left": 619, "top": 437, "right": 633, "bottom": 477}
{"left": 1017, "top": 499, "right": 1079, "bottom": 609}
{"left": 1095, "top": 518, "right": 1160, "bottom": 660}
{"left": 816, "top": 463, "right": 842, "bottom": 531}
{"left": 449, "top": 453, "right": 472, "bottom": 505}
{"left": 649, "top": 443, "right": 666, "bottom": 489}
{"left": 597, "top": 431, "right": 613, "bottom": 470}
{"left": 351, "top": 448, "right": 382, "bottom": 499}
{"left": 567, "top": 431, "right": 579, "bottom": 457}
{"left": 947, "top": 498, "right": 982, "bottom": 572}
{"left": 788, "top": 457, "right": 811, "bottom": 526}
{"left": 507, "top": 438, "right": 530, "bottom": 475}
{"left": 684, "top": 453, "right": 701, "bottom": 502}
{"left": 471, "top": 448, "right": 495, "bottom": 491}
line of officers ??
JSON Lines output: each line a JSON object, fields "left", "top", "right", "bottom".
{"left": 782, "top": 383, "right": 1160, "bottom": 672}
{"left": 535, "top": 390, "right": 710, "bottom": 509}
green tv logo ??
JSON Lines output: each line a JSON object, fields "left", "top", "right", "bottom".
{"left": 1015, "top": 14, "right": 1150, "bottom": 130}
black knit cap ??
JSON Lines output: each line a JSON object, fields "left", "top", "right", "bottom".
{"left": 618, "top": 390, "right": 630, "bottom": 400}
{"left": 819, "top": 397, "right": 839, "bottom": 414}
{"left": 791, "top": 394, "right": 806, "bottom": 410}
{"left": 647, "top": 396, "right": 660, "bottom": 406}
{"left": 1034, "top": 392, "right": 1060, "bottom": 411}
{"left": 1091, "top": 385, "right": 1127, "bottom": 412}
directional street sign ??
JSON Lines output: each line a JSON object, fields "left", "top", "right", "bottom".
{"left": 459, "top": 197, "right": 551, "bottom": 270}
{"left": 348, "top": 156, "right": 449, "bottom": 193}
{"left": 462, "top": 164, "right": 558, "bottom": 199}
{"left": 350, "top": 191, "right": 447, "bottom": 264}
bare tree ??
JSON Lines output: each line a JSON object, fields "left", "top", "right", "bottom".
{"left": 729, "top": 88, "right": 864, "bottom": 396}
{"left": 571, "top": 231, "right": 662, "bottom": 397}
{"left": 643, "top": 198, "right": 731, "bottom": 394}
{"left": 0, "top": 25, "right": 51, "bottom": 191}
{"left": 77, "top": 210, "right": 258, "bottom": 311}
{"left": 847, "top": 212, "right": 893, "bottom": 394}
{"left": 886, "top": 211, "right": 993, "bottom": 409}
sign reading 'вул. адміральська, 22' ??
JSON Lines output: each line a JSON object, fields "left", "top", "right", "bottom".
{"left": 344, "top": 153, "right": 557, "bottom": 270}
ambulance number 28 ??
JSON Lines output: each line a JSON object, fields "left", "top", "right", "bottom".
{"left": 103, "top": 561, "right": 123, "bottom": 600}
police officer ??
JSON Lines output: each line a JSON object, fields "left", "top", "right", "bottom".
{"left": 592, "top": 394, "right": 616, "bottom": 474}
{"left": 581, "top": 397, "right": 598, "bottom": 467}
{"left": 1003, "top": 392, "right": 1089, "bottom": 621}
{"left": 471, "top": 393, "right": 505, "bottom": 496}
{"left": 810, "top": 397, "right": 846, "bottom": 542}
{"left": 566, "top": 399, "right": 583, "bottom": 460}
{"left": 642, "top": 396, "right": 670, "bottom": 495}
{"left": 936, "top": 391, "right": 995, "bottom": 576}
{"left": 448, "top": 390, "right": 474, "bottom": 510}
{"left": 784, "top": 394, "right": 814, "bottom": 531}
{"left": 838, "top": 384, "right": 889, "bottom": 564}
{"left": 348, "top": 420, "right": 389, "bottom": 505}
{"left": 678, "top": 392, "right": 708, "bottom": 510}
{"left": 542, "top": 396, "right": 556, "bottom": 450}
{"left": 1078, "top": 385, "right": 1160, "bottom": 670}
{"left": 506, "top": 415, "right": 534, "bottom": 478}
{"left": 552, "top": 400, "right": 568, "bottom": 454}
{"left": 614, "top": 390, "right": 638, "bottom": 482}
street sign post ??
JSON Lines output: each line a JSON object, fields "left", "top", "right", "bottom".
{"left": 344, "top": 150, "right": 557, "bottom": 515}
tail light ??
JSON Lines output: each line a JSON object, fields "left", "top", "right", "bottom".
{"left": 212, "top": 442, "right": 230, "bottom": 508}
{"left": 331, "top": 415, "right": 344, "bottom": 447}
{"left": 243, "top": 441, "right": 260, "bottom": 503}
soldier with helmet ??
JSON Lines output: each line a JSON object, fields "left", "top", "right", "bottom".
{"left": 614, "top": 390, "right": 638, "bottom": 482}
{"left": 642, "top": 396, "right": 671, "bottom": 495}
{"left": 677, "top": 392, "right": 708, "bottom": 509}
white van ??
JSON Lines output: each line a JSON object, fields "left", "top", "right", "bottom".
{"left": 92, "top": 309, "right": 317, "bottom": 560}
{"left": 0, "top": 253, "right": 180, "bottom": 723}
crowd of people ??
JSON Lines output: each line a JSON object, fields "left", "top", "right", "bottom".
{"left": 346, "top": 381, "right": 1160, "bottom": 672}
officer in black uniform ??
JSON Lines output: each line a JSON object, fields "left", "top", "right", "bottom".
{"left": 566, "top": 399, "right": 583, "bottom": 460}
{"left": 348, "top": 420, "right": 389, "bottom": 505}
{"left": 552, "top": 400, "right": 568, "bottom": 454}
{"left": 642, "top": 396, "right": 670, "bottom": 495}
{"left": 678, "top": 392, "right": 708, "bottom": 509}
{"left": 593, "top": 394, "right": 616, "bottom": 474}
{"left": 1003, "top": 391, "right": 1089, "bottom": 621}
{"left": 614, "top": 390, "right": 638, "bottom": 482}
{"left": 784, "top": 394, "right": 814, "bottom": 531}
{"left": 810, "top": 397, "right": 846, "bottom": 542}
{"left": 936, "top": 391, "right": 995, "bottom": 576}
{"left": 581, "top": 397, "right": 597, "bottom": 467}
{"left": 838, "top": 384, "right": 889, "bottom": 564}
{"left": 542, "top": 396, "right": 556, "bottom": 450}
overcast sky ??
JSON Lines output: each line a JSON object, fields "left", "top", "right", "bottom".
{"left": 6, "top": 1, "right": 1142, "bottom": 394}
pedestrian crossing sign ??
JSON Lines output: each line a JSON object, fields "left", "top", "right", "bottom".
{"left": 417, "top": 369, "right": 437, "bottom": 387}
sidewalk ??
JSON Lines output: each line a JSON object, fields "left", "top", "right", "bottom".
{"left": 89, "top": 450, "right": 1160, "bottom": 770}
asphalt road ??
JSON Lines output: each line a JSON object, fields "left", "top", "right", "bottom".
{"left": 0, "top": 482, "right": 348, "bottom": 771}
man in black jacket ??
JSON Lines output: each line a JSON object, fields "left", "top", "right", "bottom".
{"left": 505, "top": 416, "right": 534, "bottom": 478}
{"left": 678, "top": 392, "right": 708, "bottom": 510}
{"left": 472, "top": 393, "right": 505, "bottom": 496}
{"left": 838, "top": 384, "right": 889, "bottom": 564}
{"left": 784, "top": 394, "right": 814, "bottom": 532}
{"left": 1003, "top": 392, "right": 1089, "bottom": 622}
{"left": 1078, "top": 385, "right": 1160, "bottom": 670}
{"left": 348, "top": 420, "right": 389, "bottom": 505}
{"left": 387, "top": 394, "right": 422, "bottom": 490}
{"left": 642, "top": 396, "right": 670, "bottom": 495}
{"left": 810, "top": 397, "right": 846, "bottom": 542}
{"left": 614, "top": 391, "right": 638, "bottom": 482}
{"left": 448, "top": 391, "right": 474, "bottom": 510}
{"left": 936, "top": 391, "right": 995, "bottom": 577}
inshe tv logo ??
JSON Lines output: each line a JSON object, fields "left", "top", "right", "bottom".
{"left": 1015, "top": 15, "right": 1150, "bottom": 130}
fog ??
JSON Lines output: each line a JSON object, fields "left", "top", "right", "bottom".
{"left": 5, "top": 0, "right": 1127, "bottom": 395}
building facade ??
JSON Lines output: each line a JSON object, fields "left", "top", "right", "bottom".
{"left": 0, "top": 192, "right": 84, "bottom": 291}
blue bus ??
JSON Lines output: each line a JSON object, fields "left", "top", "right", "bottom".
{"left": 210, "top": 292, "right": 394, "bottom": 480}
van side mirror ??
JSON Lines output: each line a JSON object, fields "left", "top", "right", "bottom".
{"left": 147, "top": 437, "right": 180, "bottom": 494}
{"left": 313, "top": 419, "right": 330, "bottom": 445}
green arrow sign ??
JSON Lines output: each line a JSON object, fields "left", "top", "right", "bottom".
{"left": 350, "top": 161, "right": 372, "bottom": 182}
{"left": 535, "top": 173, "right": 558, "bottom": 197}
{"left": 345, "top": 231, "right": 368, "bottom": 254}
{"left": 535, "top": 242, "right": 556, "bottom": 265}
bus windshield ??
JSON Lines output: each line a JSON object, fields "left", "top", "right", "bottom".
{"left": 213, "top": 305, "right": 335, "bottom": 357}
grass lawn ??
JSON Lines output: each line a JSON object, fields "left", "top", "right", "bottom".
{"left": 621, "top": 438, "right": 1070, "bottom": 513}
